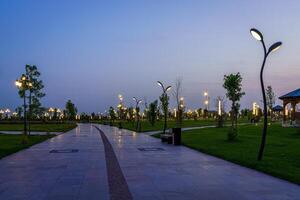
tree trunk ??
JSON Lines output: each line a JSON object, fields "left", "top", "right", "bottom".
{"left": 28, "top": 91, "right": 32, "bottom": 136}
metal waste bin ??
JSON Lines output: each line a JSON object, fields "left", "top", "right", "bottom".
{"left": 172, "top": 127, "right": 181, "bottom": 145}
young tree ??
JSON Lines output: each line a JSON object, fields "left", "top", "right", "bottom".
{"left": 159, "top": 93, "right": 170, "bottom": 134}
{"left": 15, "top": 106, "right": 23, "bottom": 119}
{"left": 147, "top": 100, "right": 158, "bottom": 126}
{"left": 172, "top": 78, "right": 183, "bottom": 127}
{"left": 266, "top": 86, "right": 276, "bottom": 117}
{"left": 127, "top": 107, "right": 134, "bottom": 124}
{"left": 65, "top": 100, "right": 77, "bottom": 120}
{"left": 53, "top": 108, "right": 58, "bottom": 120}
{"left": 223, "top": 72, "right": 245, "bottom": 140}
{"left": 109, "top": 106, "right": 116, "bottom": 124}
{"left": 25, "top": 65, "right": 45, "bottom": 119}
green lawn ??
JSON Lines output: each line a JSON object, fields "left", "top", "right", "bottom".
{"left": 0, "top": 134, "right": 55, "bottom": 159}
{"left": 101, "top": 118, "right": 251, "bottom": 132}
{"left": 103, "top": 119, "right": 218, "bottom": 132}
{"left": 0, "top": 123, "right": 77, "bottom": 132}
{"left": 155, "top": 124, "right": 300, "bottom": 184}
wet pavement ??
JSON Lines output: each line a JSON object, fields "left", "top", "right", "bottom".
{"left": 97, "top": 124, "right": 300, "bottom": 200}
{"left": 0, "top": 123, "right": 300, "bottom": 200}
{"left": 0, "top": 124, "right": 108, "bottom": 200}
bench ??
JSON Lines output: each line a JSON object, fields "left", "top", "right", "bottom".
{"left": 160, "top": 129, "right": 173, "bottom": 144}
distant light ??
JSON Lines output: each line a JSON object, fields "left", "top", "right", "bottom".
{"left": 218, "top": 100, "right": 221, "bottom": 116}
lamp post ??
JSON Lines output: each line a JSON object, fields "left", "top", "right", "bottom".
{"left": 203, "top": 91, "right": 210, "bottom": 111}
{"left": 250, "top": 28, "right": 282, "bottom": 161}
{"left": 157, "top": 81, "right": 171, "bottom": 134}
{"left": 117, "top": 94, "right": 125, "bottom": 128}
{"left": 133, "top": 97, "right": 142, "bottom": 131}
{"left": 15, "top": 74, "right": 32, "bottom": 141}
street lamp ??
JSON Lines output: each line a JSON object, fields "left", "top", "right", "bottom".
{"left": 203, "top": 91, "right": 210, "bottom": 110}
{"left": 15, "top": 74, "right": 32, "bottom": 140}
{"left": 250, "top": 28, "right": 282, "bottom": 161}
{"left": 157, "top": 81, "right": 171, "bottom": 134}
{"left": 133, "top": 97, "right": 142, "bottom": 131}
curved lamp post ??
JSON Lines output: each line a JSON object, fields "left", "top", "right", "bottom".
{"left": 15, "top": 74, "right": 32, "bottom": 140}
{"left": 250, "top": 28, "right": 282, "bottom": 161}
{"left": 133, "top": 97, "right": 142, "bottom": 131}
{"left": 157, "top": 81, "right": 171, "bottom": 134}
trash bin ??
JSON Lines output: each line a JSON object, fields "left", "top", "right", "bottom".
{"left": 118, "top": 122, "right": 123, "bottom": 129}
{"left": 172, "top": 127, "right": 181, "bottom": 145}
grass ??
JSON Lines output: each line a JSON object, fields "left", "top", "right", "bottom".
{"left": 0, "top": 123, "right": 77, "bottom": 132}
{"left": 152, "top": 124, "right": 300, "bottom": 184}
{"left": 100, "top": 119, "right": 251, "bottom": 132}
{"left": 101, "top": 118, "right": 251, "bottom": 132}
{"left": 0, "top": 134, "right": 55, "bottom": 159}
{"left": 104, "top": 119, "right": 217, "bottom": 132}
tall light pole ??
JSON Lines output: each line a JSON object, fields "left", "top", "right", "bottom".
{"left": 117, "top": 94, "right": 124, "bottom": 128}
{"left": 204, "top": 91, "right": 210, "bottom": 110}
{"left": 250, "top": 28, "right": 282, "bottom": 161}
{"left": 15, "top": 74, "right": 32, "bottom": 142}
{"left": 157, "top": 81, "right": 171, "bottom": 134}
{"left": 133, "top": 97, "right": 142, "bottom": 131}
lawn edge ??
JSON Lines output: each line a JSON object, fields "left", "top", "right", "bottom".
{"left": 150, "top": 131, "right": 300, "bottom": 186}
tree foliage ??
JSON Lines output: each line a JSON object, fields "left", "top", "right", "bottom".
{"left": 266, "top": 86, "right": 276, "bottom": 113}
{"left": 147, "top": 100, "right": 158, "bottom": 126}
{"left": 223, "top": 72, "right": 245, "bottom": 140}
{"left": 109, "top": 106, "right": 116, "bottom": 122}
{"left": 26, "top": 65, "right": 45, "bottom": 118}
{"left": 65, "top": 100, "right": 77, "bottom": 120}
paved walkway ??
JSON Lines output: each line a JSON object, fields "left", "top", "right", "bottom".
{"left": 97, "top": 124, "right": 300, "bottom": 200}
{"left": 0, "top": 124, "right": 108, "bottom": 200}
{"left": 0, "top": 123, "right": 300, "bottom": 200}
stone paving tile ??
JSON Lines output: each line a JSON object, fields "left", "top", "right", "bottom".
{"left": 97, "top": 125, "right": 300, "bottom": 200}
{"left": 0, "top": 124, "right": 109, "bottom": 200}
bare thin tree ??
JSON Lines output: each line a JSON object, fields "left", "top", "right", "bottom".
{"left": 172, "top": 77, "right": 183, "bottom": 127}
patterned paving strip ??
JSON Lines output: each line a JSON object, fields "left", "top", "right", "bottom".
{"left": 94, "top": 126, "right": 133, "bottom": 200}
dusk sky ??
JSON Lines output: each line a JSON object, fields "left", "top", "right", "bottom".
{"left": 1, "top": 0, "right": 299, "bottom": 113}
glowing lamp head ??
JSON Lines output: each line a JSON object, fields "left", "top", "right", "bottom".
{"left": 268, "top": 42, "right": 282, "bottom": 53}
{"left": 157, "top": 81, "right": 163, "bottom": 88}
{"left": 166, "top": 86, "right": 171, "bottom": 92}
{"left": 250, "top": 28, "right": 263, "bottom": 41}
